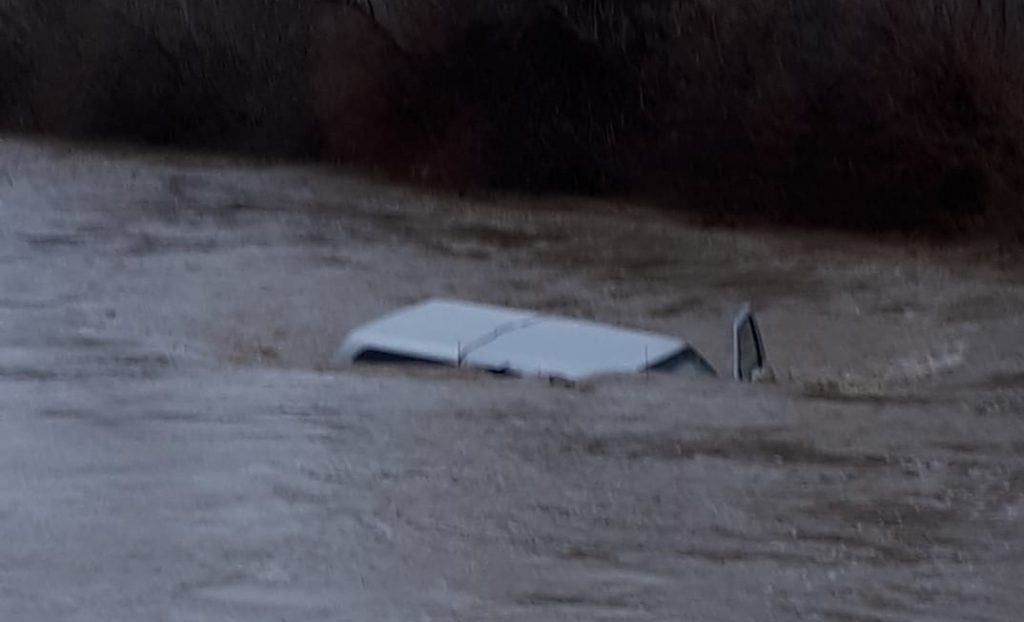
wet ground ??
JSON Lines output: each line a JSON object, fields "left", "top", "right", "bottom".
{"left": 0, "top": 137, "right": 1022, "bottom": 621}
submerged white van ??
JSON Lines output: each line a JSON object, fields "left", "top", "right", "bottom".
{"left": 331, "top": 298, "right": 766, "bottom": 384}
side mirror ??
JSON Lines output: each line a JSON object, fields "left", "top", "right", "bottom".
{"left": 733, "top": 304, "right": 766, "bottom": 382}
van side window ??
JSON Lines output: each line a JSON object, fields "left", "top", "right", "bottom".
{"left": 353, "top": 350, "right": 446, "bottom": 366}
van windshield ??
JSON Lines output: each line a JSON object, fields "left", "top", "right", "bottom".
{"left": 647, "top": 348, "right": 717, "bottom": 377}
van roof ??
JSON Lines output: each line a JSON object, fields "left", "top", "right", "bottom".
{"left": 333, "top": 298, "right": 689, "bottom": 381}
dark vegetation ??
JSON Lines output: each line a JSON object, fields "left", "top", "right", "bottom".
{"left": 2, "top": 0, "right": 1024, "bottom": 236}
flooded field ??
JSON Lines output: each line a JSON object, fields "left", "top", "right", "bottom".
{"left": 0, "top": 137, "right": 1022, "bottom": 621}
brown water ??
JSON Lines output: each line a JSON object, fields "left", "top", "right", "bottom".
{"left": 1, "top": 137, "right": 1021, "bottom": 621}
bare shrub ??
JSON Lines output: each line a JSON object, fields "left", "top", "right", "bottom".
{"left": 1, "top": 0, "right": 1023, "bottom": 235}
{"left": 609, "top": 0, "right": 1024, "bottom": 233}
{"left": 0, "top": 2, "right": 31, "bottom": 121}
{"left": 4, "top": 0, "right": 320, "bottom": 155}
{"left": 309, "top": 3, "right": 432, "bottom": 176}
{"left": 422, "top": 6, "right": 634, "bottom": 192}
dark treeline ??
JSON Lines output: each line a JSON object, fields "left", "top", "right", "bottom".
{"left": 2, "top": 0, "right": 1023, "bottom": 236}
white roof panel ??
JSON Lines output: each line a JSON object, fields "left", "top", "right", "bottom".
{"left": 463, "top": 318, "right": 684, "bottom": 381}
{"left": 332, "top": 298, "right": 690, "bottom": 381}
{"left": 333, "top": 298, "right": 537, "bottom": 365}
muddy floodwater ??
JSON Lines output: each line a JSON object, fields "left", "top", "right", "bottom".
{"left": 1, "top": 138, "right": 1022, "bottom": 621}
